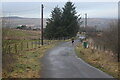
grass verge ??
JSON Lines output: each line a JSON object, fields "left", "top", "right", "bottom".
{"left": 75, "top": 44, "right": 119, "bottom": 78}
{"left": 2, "top": 40, "right": 60, "bottom": 78}
{"left": 2, "top": 28, "right": 40, "bottom": 40}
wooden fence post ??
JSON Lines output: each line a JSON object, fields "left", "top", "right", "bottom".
{"left": 21, "top": 42, "right": 23, "bottom": 51}
{"left": 39, "top": 40, "right": 41, "bottom": 46}
{"left": 27, "top": 41, "right": 29, "bottom": 48}
{"left": 35, "top": 41, "right": 36, "bottom": 48}
{"left": 97, "top": 44, "right": 98, "bottom": 50}
{"left": 100, "top": 45, "right": 101, "bottom": 51}
{"left": 31, "top": 41, "right": 33, "bottom": 49}
{"left": 15, "top": 44, "right": 17, "bottom": 54}
{"left": 2, "top": 45, "right": 5, "bottom": 54}
{"left": 8, "top": 45, "right": 11, "bottom": 54}
{"left": 104, "top": 45, "right": 105, "bottom": 51}
{"left": 4, "top": 45, "right": 6, "bottom": 54}
{"left": 94, "top": 44, "right": 96, "bottom": 49}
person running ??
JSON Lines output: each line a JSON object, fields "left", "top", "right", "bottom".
{"left": 71, "top": 38, "right": 74, "bottom": 46}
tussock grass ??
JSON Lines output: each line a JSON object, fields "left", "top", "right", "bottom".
{"left": 75, "top": 44, "right": 119, "bottom": 78}
{"left": 3, "top": 28, "right": 40, "bottom": 40}
{"left": 2, "top": 28, "right": 70, "bottom": 78}
{"left": 2, "top": 40, "right": 58, "bottom": 78}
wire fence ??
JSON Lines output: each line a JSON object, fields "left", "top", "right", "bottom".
{"left": 2, "top": 40, "right": 58, "bottom": 55}
{"left": 87, "top": 39, "right": 113, "bottom": 54}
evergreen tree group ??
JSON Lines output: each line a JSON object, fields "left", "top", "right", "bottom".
{"left": 44, "top": 1, "right": 82, "bottom": 39}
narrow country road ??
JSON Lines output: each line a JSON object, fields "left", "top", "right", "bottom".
{"left": 41, "top": 40, "right": 113, "bottom": 78}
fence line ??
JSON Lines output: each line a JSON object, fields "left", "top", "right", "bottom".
{"left": 3, "top": 40, "right": 54, "bottom": 54}
{"left": 87, "top": 41, "right": 111, "bottom": 53}
{"left": 3, "top": 37, "right": 70, "bottom": 55}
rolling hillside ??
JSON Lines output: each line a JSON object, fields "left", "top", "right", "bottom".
{"left": 2, "top": 16, "right": 117, "bottom": 30}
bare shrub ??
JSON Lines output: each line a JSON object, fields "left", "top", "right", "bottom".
{"left": 88, "top": 21, "right": 118, "bottom": 57}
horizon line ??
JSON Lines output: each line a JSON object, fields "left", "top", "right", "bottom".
{"left": 1, "top": 16, "right": 118, "bottom": 19}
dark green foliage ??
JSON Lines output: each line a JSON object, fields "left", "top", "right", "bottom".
{"left": 44, "top": 6, "right": 62, "bottom": 39}
{"left": 21, "top": 25, "right": 27, "bottom": 29}
{"left": 44, "top": 2, "right": 82, "bottom": 39}
{"left": 16, "top": 25, "right": 27, "bottom": 29}
{"left": 16, "top": 26, "right": 22, "bottom": 29}
{"left": 62, "top": 2, "right": 79, "bottom": 37}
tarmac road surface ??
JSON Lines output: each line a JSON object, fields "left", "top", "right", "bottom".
{"left": 41, "top": 40, "right": 113, "bottom": 78}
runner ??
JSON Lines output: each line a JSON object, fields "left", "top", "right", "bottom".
{"left": 71, "top": 38, "right": 74, "bottom": 46}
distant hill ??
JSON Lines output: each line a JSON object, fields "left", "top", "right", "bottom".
{"left": 80, "top": 18, "right": 117, "bottom": 30}
{"left": 2, "top": 16, "right": 117, "bottom": 30}
{"left": 2, "top": 16, "right": 47, "bottom": 28}
{"left": 2, "top": 16, "right": 24, "bottom": 19}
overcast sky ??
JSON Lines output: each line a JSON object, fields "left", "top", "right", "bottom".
{"left": 1, "top": 1, "right": 118, "bottom": 18}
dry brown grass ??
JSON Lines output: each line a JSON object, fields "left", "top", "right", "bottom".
{"left": 2, "top": 41, "right": 57, "bottom": 78}
{"left": 75, "top": 44, "right": 119, "bottom": 78}
{"left": 3, "top": 28, "right": 41, "bottom": 40}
